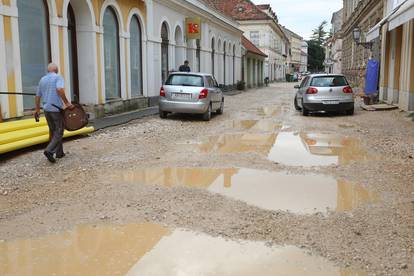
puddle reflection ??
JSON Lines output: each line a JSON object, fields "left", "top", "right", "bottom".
{"left": 199, "top": 132, "right": 368, "bottom": 166}
{"left": 0, "top": 224, "right": 366, "bottom": 276}
{"left": 119, "top": 168, "right": 378, "bottom": 214}
{"left": 0, "top": 223, "right": 169, "bottom": 276}
{"left": 199, "top": 133, "right": 278, "bottom": 155}
{"left": 227, "top": 120, "right": 282, "bottom": 132}
{"left": 128, "top": 230, "right": 366, "bottom": 276}
{"left": 268, "top": 132, "right": 368, "bottom": 166}
{"left": 257, "top": 106, "right": 281, "bottom": 116}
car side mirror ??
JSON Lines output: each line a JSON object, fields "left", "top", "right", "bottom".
{"left": 294, "top": 85, "right": 300, "bottom": 89}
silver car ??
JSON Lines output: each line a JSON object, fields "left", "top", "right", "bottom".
{"left": 159, "top": 73, "right": 224, "bottom": 121}
{"left": 294, "top": 74, "right": 354, "bottom": 116}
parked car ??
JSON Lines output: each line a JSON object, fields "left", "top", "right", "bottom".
{"left": 159, "top": 73, "right": 224, "bottom": 121}
{"left": 294, "top": 74, "right": 354, "bottom": 116}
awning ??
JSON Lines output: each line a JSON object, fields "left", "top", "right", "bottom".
{"left": 366, "top": 17, "right": 388, "bottom": 42}
{"left": 389, "top": 0, "right": 414, "bottom": 30}
{"left": 366, "top": 1, "right": 408, "bottom": 41}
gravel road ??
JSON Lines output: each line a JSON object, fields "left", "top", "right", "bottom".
{"left": 0, "top": 82, "right": 413, "bottom": 275}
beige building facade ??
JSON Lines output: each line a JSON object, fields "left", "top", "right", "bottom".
{"left": 324, "top": 9, "right": 343, "bottom": 74}
{"left": 282, "top": 26, "right": 306, "bottom": 73}
{"left": 367, "top": 0, "right": 414, "bottom": 111}
{"left": 341, "top": 0, "right": 384, "bottom": 93}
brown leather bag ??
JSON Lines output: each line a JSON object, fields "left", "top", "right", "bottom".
{"left": 53, "top": 104, "right": 89, "bottom": 131}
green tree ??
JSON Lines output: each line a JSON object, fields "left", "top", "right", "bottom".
{"left": 311, "top": 20, "right": 328, "bottom": 45}
{"left": 307, "top": 40, "right": 325, "bottom": 72}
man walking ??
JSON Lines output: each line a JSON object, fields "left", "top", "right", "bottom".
{"left": 179, "top": 60, "right": 191, "bottom": 72}
{"left": 35, "top": 63, "right": 73, "bottom": 163}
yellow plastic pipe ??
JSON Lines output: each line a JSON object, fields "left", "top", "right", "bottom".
{"left": 0, "top": 126, "right": 50, "bottom": 145}
{"left": 0, "top": 117, "right": 47, "bottom": 134}
{"left": 0, "top": 127, "right": 94, "bottom": 154}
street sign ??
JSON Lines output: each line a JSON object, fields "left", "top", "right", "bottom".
{"left": 185, "top": 17, "right": 201, "bottom": 40}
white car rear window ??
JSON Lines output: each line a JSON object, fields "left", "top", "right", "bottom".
{"left": 166, "top": 75, "right": 204, "bottom": 87}
{"left": 310, "top": 76, "right": 348, "bottom": 87}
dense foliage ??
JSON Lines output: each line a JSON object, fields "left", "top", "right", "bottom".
{"left": 307, "top": 21, "right": 328, "bottom": 72}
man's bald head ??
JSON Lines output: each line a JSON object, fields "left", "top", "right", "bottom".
{"left": 47, "top": 63, "right": 59, "bottom": 73}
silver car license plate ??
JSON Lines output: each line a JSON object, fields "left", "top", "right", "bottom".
{"left": 323, "top": 100, "right": 339, "bottom": 105}
{"left": 172, "top": 93, "right": 191, "bottom": 100}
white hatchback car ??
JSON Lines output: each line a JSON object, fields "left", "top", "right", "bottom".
{"left": 159, "top": 73, "right": 224, "bottom": 121}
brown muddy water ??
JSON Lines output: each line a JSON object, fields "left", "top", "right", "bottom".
{"left": 226, "top": 119, "right": 282, "bottom": 132}
{"left": 0, "top": 223, "right": 366, "bottom": 276}
{"left": 117, "top": 168, "right": 378, "bottom": 214}
{"left": 198, "top": 132, "right": 369, "bottom": 166}
{"left": 257, "top": 106, "right": 281, "bottom": 116}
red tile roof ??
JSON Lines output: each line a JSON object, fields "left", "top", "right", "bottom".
{"left": 242, "top": 36, "right": 267, "bottom": 57}
{"left": 256, "top": 4, "right": 270, "bottom": 10}
{"left": 201, "top": 0, "right": 271, "bottom": 21}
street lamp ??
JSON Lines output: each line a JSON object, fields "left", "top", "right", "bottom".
{"left": 353, "top": 27, "right": 361, "bottom": 42}
{"left": 352, "top": 26, "right": 373, "bottom": 49}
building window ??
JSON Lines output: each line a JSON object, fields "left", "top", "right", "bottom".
{"left": 211, "top": 38, "right": 215, "bottom": 77}
{"left": 196, "top": 39, "right": 201, "bottom": 72}
{"left": 223, "top": 41, "right": 226, "bottom": 85}
{"left": 233, "top": 45, "right": 236, "bottom": 84}
{"left": 130, "top": 16, "right": 143, "bottom": 97}
{"left": 250, "top": 31, "right": 259, "bottom": 46}
{"left": 68, "top": 3, "right": 79, "bottom": 103}
{"left": 103, "top": 7, "right": 121, "bottom": 100}
{"left": 17, "top": 0, "right": 51, "bottom": 109}
{"left": 161, "top": 22, "right": 169, "bottom": 83}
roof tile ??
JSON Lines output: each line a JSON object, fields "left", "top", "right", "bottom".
{"left": 242, "top": 36, "right": 267, "bottom": 57}
{"left": 201, "top": 0, "right": 271, "bottom": 21}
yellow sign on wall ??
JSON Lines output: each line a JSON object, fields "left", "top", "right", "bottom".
{"left": 185, "top": 17, "right": 201, "bottom": 40}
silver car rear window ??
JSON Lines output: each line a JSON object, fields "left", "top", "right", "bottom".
{"left": 166, "top": 75, "right": 204, "bottom": 87}
{"left": 310, "top": 76, "right": 348, "bottom": 87}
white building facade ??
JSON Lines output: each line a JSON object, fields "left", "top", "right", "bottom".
{"left": 282, "top": 26, "right": 306, "bottom": 74}
{"left": 300, "top": 41, "right": 308, "bottom": 72}
{"left": 0, "top": 0, "right": 243, "bottom": 120}
{"left": 324, "top": 9, "right": 343, "bottom": 74}
{"left": 241, "top": 22, "right": 288, "bottom": 81}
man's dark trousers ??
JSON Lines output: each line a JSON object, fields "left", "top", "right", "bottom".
{"left": 45, "top": 111, "right": 64, "bottom": 156}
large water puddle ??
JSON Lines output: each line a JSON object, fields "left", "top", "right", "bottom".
{"left": 199, "top": 133, "right": 278, "bottom": 155}
{"left": 119, "top": 168, "right": 378, "bottom": 214}
{"left": 257, "top": 106, "right": 281, "bottom": 116}
{"left": 0, "top": 223, "right": 366, "bottom": 276}
{"left": 268, "top": 132, "right": 369, "bottom": 166}
{"left": 198, "top": 132, "right": 368, "bottom": 166}
{"left": 227, "top": 120, "right": 282, "bottom": 132}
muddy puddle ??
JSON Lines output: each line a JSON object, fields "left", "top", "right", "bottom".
{"left": 0, "top": 223, "right": 365, "bottom": 276}
{"left": 198, "top": 132, "right": 368, "bottom": 166}
{"left": 257, "top": 106, "right": 281, "bottom": 116}
{"left": 227, "top": 120, "right": 282, "bottom": 132}
{"left": 118, "top": 168, "right": 378, "bottom": 214}
{"left": 199, "top": 133, "right": 278, "bottom": 155}
{"left": 268, "top": 132, "right": 368, "bottom": 166}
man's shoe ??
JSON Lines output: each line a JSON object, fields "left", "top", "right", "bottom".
{"left": 44, "top": 151, "right": 56, "bottom": 163}
{"left": 56, "top": 153, "right": 66, "bottom": 159}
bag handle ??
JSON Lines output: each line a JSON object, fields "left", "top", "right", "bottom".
{"left": 52, "top": 104, "right": 64, "bottom": 112}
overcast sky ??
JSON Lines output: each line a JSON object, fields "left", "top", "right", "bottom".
{"left": 252, "top": 0, "right": 343, "bottom": 40}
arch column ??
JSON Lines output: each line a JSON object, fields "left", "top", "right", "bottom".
{"left": 174, "top": 43, "right": 186, "bottom": 70}
{"left": 1, "top": 2, "right": 23, "bottom": 118}
{"left": 62, "top": 0, "right": 100, "bottom": 104}
{"left": 0, "top": 7, "right": 10, "bottom": 118}
{"left": 186, "top": 40, "right": 197, "bottom": 72}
